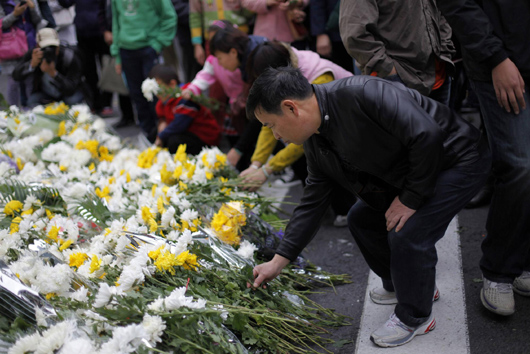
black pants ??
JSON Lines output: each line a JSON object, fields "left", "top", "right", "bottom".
{"left": 165, "top": 132, "right": 208, "bottom": 155}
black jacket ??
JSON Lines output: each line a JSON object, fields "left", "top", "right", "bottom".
{"left": 276, "top": 76, "right": 482, "bottom": 261}
{"left": 437, "top": 0, "right": 530, "bottom": 82}
{"left": 12, "top": 45, "right": 83, "bottom": 97}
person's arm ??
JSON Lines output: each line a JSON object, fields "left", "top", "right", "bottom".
{"left": 27, "top": 0, "right": 42, "bottom": 26}
{"left": 339, "top": 0, "right": 395, "bottom": 77}
{"left": 241, "top": 0, "right": 271, "bottom": 15}
{"left": 1, "top": 3, "right": 22, "bottom": 29}
{"left": 436, "top": 0, "right": 525, "bottom": 114}
{"left": 158, "top": 99, "right": 198, "bottom": 141}
{"left": 51, "top": 48, "right": 83, "bottom": 96}
{"left": 267, "top": 143, "right": 304, "bottom": 172}
{"left": 311, "top": 0, "right": 332, "bottom": 57}
{"left": 151, "top": 0, "right": 177, "bottom": 53}
{"left": 186, "top": 57, "right": 217, "bottom": 96}
{"left": 12, "top": 50, "right": 36, "bottom": 82}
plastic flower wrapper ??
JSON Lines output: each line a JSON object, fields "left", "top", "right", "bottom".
{"left": 0, "top": 260, "right": 56, "bottom": 327}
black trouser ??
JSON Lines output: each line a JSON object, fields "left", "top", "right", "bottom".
{"left": 165, "top": 132, "right": 208, "bottom": 156}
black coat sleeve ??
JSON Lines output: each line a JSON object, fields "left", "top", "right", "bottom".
{"left": 436, "top": 0, "right": 507, "bottom": 70}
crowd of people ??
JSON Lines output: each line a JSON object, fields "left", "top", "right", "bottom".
{"left": 1, "top": 0, "right": 528, "bottom": 349}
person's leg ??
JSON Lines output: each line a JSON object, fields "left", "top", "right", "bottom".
{"left": 350, "top": 142, "right": 490, "bottom": 327}
{"left": 62, "top": 90, "right": 85, "bottom": 106}
{"left": 470, "top": 80, "right": 530, "bottom": 283}
{"left": 428, "top": 76, "right": 452, "bottom": 106}
{"left": 77, "top": 36, "right": 100, "bottom": 111}
{"left": 27, "top": 92, "right": 51, "bottom": 107}
{"left": 120, "top": 47, "right": 159, "bottom": 138}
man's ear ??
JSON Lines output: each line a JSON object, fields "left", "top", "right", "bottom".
{"left": 282, "top": 100, "right": 298, "bottom": 117}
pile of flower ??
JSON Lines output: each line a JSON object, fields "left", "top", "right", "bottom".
{"left": 0, "top": 104, "right": 349, "bottom": 354}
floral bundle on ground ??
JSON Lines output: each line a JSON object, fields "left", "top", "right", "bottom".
{"left": 0, "top": 103, "right": 350, "bottom": 354}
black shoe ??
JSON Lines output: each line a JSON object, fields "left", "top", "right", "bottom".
{"left": 465, "top": 186, "right": 493, "bottom": 209}
{"left": 113, "top": 118, "right": 135, "bottom": 129}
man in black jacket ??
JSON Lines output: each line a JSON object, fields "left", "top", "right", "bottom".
{"left": 247, "top": 67, "right": 491, "bottom": 348}
{"left": 12, "top": 27, "right": 84, "bottom": 107}
{"left": 436, "top": 0, "right": 530, "bottom": 317}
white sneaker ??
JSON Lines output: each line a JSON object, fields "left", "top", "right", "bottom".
{"left": 513, "top": 271, "right": 530, "bottom": 297}
{"left": 333, "top": 215, "right": 348, "bottom": 227}
{"left": 272, "top": 167, "right": 300, "bottom": 187}
{"left": 480, "top": 277, "right": 515, "bottom": 315}
{"left": 370, "top": 312, "right": 436, "bottom": 348}
{"left": 370, "top": 286, "right": 440, "bottom": 305}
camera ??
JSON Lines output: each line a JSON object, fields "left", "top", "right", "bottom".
{"left": 42, "top": 46, "right": 57, "bottom": 63}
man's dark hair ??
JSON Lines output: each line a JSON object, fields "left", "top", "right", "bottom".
{"left": 246, "top": 41, "right": 291, "bottom": 86}
{"left": 246, "top": 66, "right": 312, "bottom": 121}
{"left": 148, "top": 65, "right": 180, "bottom": 85}
{"left": 209, "top": 27, "right": 249, "bottom": 62}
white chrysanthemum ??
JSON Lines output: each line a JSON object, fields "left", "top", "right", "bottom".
{"left": 117, "top": 248, "right": 153, "bottom": 292}
{"left": 236, "top": 240, "right": 258, "bottom": 260}
{"left": 63, "top": 182, "right": 88, "bottom": 199}
{"left": 180, "top": 209, "right": 198, "bottom": 223}
{"left": 0, "top": 162, "right": 14, "bottom": 176}
{"left": 8, "top": 332, "right": 41, "bottom": 354}
{"left": 160, "top": 206, "right": 176, "bottom": 228}
{"left": 148, "top": 287, "right": 206, "bottom": 311}
{"left": 93, "top": 283, "right": 124, "bottom": 308}
{"left": 98, "top": 323, "right": 147, "bottom": 354}
{"left": 70, "top": 286, "right": 89, "bottom": 302}
{"left": 59, "top": 149, "right": 91, "bottom": 170}
{"left": 214, "top": 305, "right": 229, "bottom": 321}
{"left": 92, "top": 118, "right": 106, "bottom": 132}
{"left": 35, "top": 321, "right": 74, "bottom": 354}
{"left": 41, "top": 141, "right": 74, "bottom": 162}
{"left": 34, "top": 264, "right": 74, "bottom": 296}
{"left": 142, "top": 314, "right": 166, "bottom": 344}
{"left": 115, "top": 235, "right": 132, "bottom": 252}
{"left": 22, "top": 195, "right": 38, "bottom": 211}
{"left": 165, "top": 230, "right": 180, "bottom": 241}
{"left": 62, "top": 127, "right": 90, "bottom": 146}
{"left": 57, "top": 337, "right": 95, "bottom": 354}
{"left": 35, "top": 308, "right": 49, "bottom": 327}
{"left": 141, "top": 78, "right": 160, "bottom": 102}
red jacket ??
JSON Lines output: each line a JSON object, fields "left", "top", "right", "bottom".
{"left": 155, "top": 84, "right": 221, "bottom": 146}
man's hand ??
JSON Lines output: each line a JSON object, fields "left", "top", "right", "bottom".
{"left": 13, "top": 2, "right": 28, "bottom": 16}
{"left": 104, "top": 31, "right": 113, "bottom": 45}
{"left": 26, "top": 0, "right": 35, "bottom": 9}
{"left": 194, "top": 44, "right": 205, "bottom": 66}
{"left": 154, "top": 136, "right": 163, "bottom": 147}
{"left": 385, "top": 196, "right": 416, "bottom": 232}
{"left": 115, "top": 63, "right": 122, "bottom": 75}
{"left": 226, "top": 148, "right": 241, "bottom": 167}
{"left": 239, "top": 165, "right": 267, "bottom": 192}
{"left": 316, "top": 34, "right": 332, "bottom": 57}
{"left": 248, "top": 254, "right": 290, "bottom": 289}
{"left": 492, "top": 58, "right": 526, "bottom": 115}
{"left": 30, "top": 48, "right": 43, "bottom": 68}
{"left": 157, "top": 121, "right": 167, "bottom": 133}
{"left": 40, "top": 59, "right": 57, "bottom": 77}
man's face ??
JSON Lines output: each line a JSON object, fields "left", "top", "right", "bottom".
{"left": 254, "top": 104, "right": 312, "bottom": 145}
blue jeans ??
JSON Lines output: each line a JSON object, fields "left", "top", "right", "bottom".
{"left": 348, "top": 140, "right": 491, "bottom": 327}
{"left": 471, "top": 79, "right": 530, "bottom": 283}
{"left": 120, "top": 46, "right": 159, "bottom": 137}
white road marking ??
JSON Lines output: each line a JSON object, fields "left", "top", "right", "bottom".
{"left": 355, "top": 217, "right": 470, "bottom": 354}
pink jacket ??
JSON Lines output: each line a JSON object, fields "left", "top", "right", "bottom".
{"left": 292, "top": 48, "right": 353, "bottom": 82}
{"left": 241, "top": 0, "right": 309, "bottom": 43}
{"left": 187, "top": 48, "right": 353, "bottom": 104}
{"left": 187, "top": 55, "right": 245, "bottom": 106}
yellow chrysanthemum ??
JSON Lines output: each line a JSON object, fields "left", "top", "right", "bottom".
{"left": 47, "top": 225, "right": 61, "bottom": 243}
{"left": 89, "top": 255, "right": 101, "bottom": 273}
{"left": 57, "top": 120, "right": 66, "bottom": 136}
{"left": 138, "top": 147, "right": 162, "bottom": 168}
{"left": 210, "top": 202, "right": 246, "bottom": 246}
{"left": 154, "top": 250, "right": 179, "bottom": 275}
{"left": 205, "top": 171, "right": 214, "bottom": 180}
{"left": 88, "top": 162, "right": 96, "bottom": 173}
{"left": 16, "top": 158, "right": 24, "bottom": 171}
{"left": 95, "top": 186, "right": 110, "bottom": 201}
{"left": 157, "top": 197, "right": 166, "bottom": 215}
{"left": 148, "top": 245, "right": 165, "bottom": 260}
{"left": 160, "top": 163, "right": 174, "bottom": 185}
{"left": 4, "top": 200, "right": 23, "bottom": 216}
{"left": 9, "top": 217, "right": 21, "bottom": 234}
{"left": 99, "top": 145, "right": 113, "bottom": 162}
{"left": 174, "top": 144, "right": 187, "bottom": 163}
{"left": 59, "top": 239, "right": 73, "bottom": 251}
{"left": 45, "top": 293, "right": 56, "bottom": 300}
{"left": 126, "top": 172, "right": 131, "bottom": 183}
{"left": 14, "top": 117, "right": 20, "bottom": 124}
{"left": 59, "top": 165, "right": 67, "bottom": 172}
{"left": 176, "top": 250, "right": 200, "bottom": 271}
{"left": 21, "top": 208, "right": 33, "bottom": 216}
{"left": 69, "top": 252, "right": 89, "bottom": 268}
{"left": 141, "top": 206, "right": 154, "bottom": 223}
{"left": 186, "top": 164, "right": 196, "bottom": 179}
{"left": 173, "top": 165, "right": 183, "bottom": 180}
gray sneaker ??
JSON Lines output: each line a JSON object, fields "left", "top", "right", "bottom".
{"left": 480, "top": 277, "right": 515, "bottom": 316}
{"left": 514, "top": 271, "right": 530, "bottom": 297}
{"left": 370, "top": 312, "right": 436, "bottom": 348}
{"left": 370, "top": 286, "right": 440, "bottom": 305}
